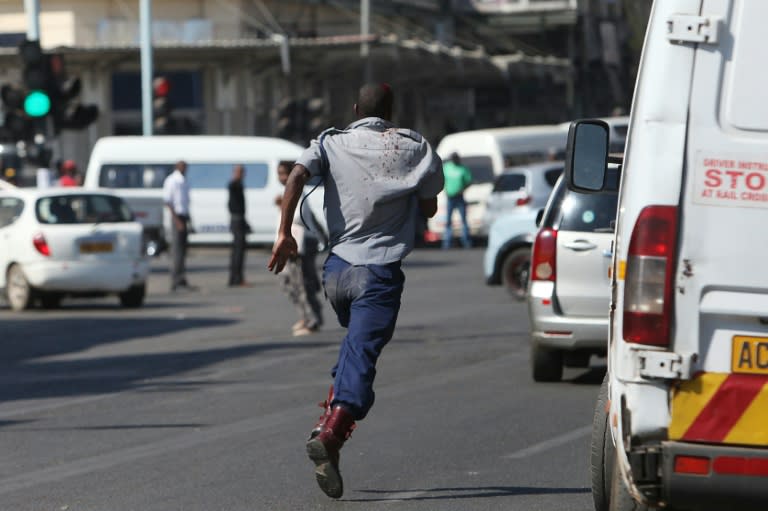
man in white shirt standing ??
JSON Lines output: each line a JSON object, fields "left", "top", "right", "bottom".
{"left": 163, "top": 160, "right": 194, "bottom": 291}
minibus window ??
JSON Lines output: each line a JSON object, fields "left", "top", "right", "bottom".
{"left": 460, "top": 156, "right": 494, "bottom": 184}
{"left": 99, "top": 164, "right": 174, "bottom": 188}
{"left": 185, "top": 163, "right": 268, "bottom": 189}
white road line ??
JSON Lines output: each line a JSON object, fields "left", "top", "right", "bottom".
{"left": 503, "top": 425, "right": 592, "bottom": 459}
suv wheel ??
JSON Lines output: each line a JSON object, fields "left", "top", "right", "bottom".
{"left": 501, "top": 246, "right": 531, "bottom": 300}
{"left": 531, "top": 344, "right": 563, "bottom": 382}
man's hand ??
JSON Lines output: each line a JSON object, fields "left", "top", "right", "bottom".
{"left": 267, "top": 234, "right": 298, "bottom": 274}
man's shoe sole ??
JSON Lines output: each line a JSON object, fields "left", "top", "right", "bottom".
{"left": 306, "top": 438, "right": 343, "bottom": 499}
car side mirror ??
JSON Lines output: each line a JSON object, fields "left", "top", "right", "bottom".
{"left": 565, "top": 120, "right": 610, "bottom": 192}
{"left": 535, "top": 208, "right": 544, "bottom": 227}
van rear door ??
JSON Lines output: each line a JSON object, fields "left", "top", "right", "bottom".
{"left": 669, "top": 0, "right": 768, "bottom": 448}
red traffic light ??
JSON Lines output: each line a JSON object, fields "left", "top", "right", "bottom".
{"left": 153, "top": 77, "right": 170, "bottom": 97}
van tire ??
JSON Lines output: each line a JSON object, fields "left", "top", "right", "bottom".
{"left": 501, "top": 246, "right": 531, "bottom": 301}
{"left": 591, "top": 373, "right": 614, "bottom": 511}
{"left": 531, "top": 344, "right": 563, "bottom": 382}
{"left": 608, "top": 449, "right": 648, "bottom": 511}
{"left": 119, "top": 284, "right": 146, "bottom": 308}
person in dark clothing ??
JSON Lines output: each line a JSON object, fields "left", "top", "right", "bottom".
{"left": 228, "top": 164, "right": 249, "bottom": 287}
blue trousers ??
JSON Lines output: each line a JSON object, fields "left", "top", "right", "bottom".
{"left": 442, "top": 195, "right": 472, "bottom": 249}
{"left": 322, "top": 253, "right": 405, "bottom": 420}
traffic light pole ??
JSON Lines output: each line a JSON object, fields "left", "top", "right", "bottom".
{"left": 23, "top": 0, "right": 40, "bottom": 41}
{"left": 140, "top": 0, "right": 153, "bottom": 136}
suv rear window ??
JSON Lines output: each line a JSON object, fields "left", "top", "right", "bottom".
{"left": 37, "top": 194, "right": 134, "bottom": 224}
{"left": 493, "top": 173, "right": 526, "bottom": 192}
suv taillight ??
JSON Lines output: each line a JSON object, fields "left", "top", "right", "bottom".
{"left": 532, "top": 228, "right": 557, "bottom": 281}
{"left": 516, "top": 195, "right": 531, "bottom": 206}
{"left": 623, "top": 205, "right": 678, "bottom": 346}
{"left": 33, "top": 232, "right": 51, "bottom": 256}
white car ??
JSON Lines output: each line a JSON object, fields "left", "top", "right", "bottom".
{"left": 0, "top": 187, "right": 150, "bottom": 311}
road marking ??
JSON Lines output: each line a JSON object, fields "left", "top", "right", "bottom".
{"left": 503, "top": 425, "right": 592, "bottom": 459}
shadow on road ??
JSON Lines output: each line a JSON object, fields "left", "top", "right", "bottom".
{"left": 350, "top": 485, "right": 590, "bottom": 502}
{"left": 0, "top": 316, "right": 333, "bottom": 407}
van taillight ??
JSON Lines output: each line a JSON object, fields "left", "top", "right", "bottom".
{"left": 623, "top": 205, "right": 678, "bottom": 346}
{"left": 33, "top": 232, "right": 51, "bottom": 256}
{"left": 516, "top": 196, "right": 531, "bottom": 206}
{"left": 532, "top": 228, "right": 557, "bottom": 281}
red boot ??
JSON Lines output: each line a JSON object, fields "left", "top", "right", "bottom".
{"left": 309, "top": 385, "right": 334, "bottom": 440}
{"left": 306, "top": 405, "right": 356, "bottom": 499}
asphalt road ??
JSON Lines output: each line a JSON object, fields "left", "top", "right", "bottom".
{"left": 0, "top": 246, "right": 605, "bottom": 511}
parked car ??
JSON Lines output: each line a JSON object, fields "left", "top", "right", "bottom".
{"left": 0, "top": 188, "right": 150, "bottom": 311}
{"left": 527, "top": 170, "right": 619, "bottom": 382}
{"left": 484, "top": 209, "right": 537, "bottom": 300}
{"left": 482, "top": 161, "right": 562, "bottom": 236}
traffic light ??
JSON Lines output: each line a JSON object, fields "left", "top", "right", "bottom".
{"left": 48, "top": 54, "right": 99, "bottom": 132}
{"left": 153, "top": 76, "right": 172, "bottom": 135}
{"left": 0, "top": 84, "right": 32, "bottom": 142}
{"left": 18, "top": 39, "right": 51, "bottom": 119}
{"left": 275, "top": 97, "right": 300, "bottom": 141}
{"left": 306, "top": 97, "right": 327, "bottom": 140}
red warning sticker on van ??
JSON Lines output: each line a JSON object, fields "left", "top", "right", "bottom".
{"left": 694, "top": 153, "right": 768, "bottom": 208}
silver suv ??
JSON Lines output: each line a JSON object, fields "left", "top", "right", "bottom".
{"left": 526, "top": 171, "right": 618, "bottom": 382}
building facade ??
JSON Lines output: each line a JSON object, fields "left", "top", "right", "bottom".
{"left": 0, "top": 0, "right": 640, "bottom": 167}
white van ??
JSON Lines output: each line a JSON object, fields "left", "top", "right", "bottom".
{"left": 569, "top": 2, "right": 768, "bottom": 511}
{"left": 84, "top": 136, "right": 307, "bottom": 250}
{"left": 429, "top": 124, "right": 568, "bottom": 241}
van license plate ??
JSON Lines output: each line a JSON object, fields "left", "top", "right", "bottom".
{"left": 732, "top": 336, "right": 768, "bottom": 375}
{"left": 80, "top": 242, "right": 113, "bottom": 254}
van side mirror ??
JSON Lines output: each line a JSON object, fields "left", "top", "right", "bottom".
{"left": 535, "top": 208, "right": 544, "bottom": 227}
{"left": 565, "top": 120, "right": 609, "bottom": 192}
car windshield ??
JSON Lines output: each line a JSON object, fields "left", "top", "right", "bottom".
{"left": 37, "top": 194, "right": 134, "bottom": 224}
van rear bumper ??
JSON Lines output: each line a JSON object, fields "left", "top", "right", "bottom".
{"left": 662, "top": 441, "right": 768, "bottom": 511}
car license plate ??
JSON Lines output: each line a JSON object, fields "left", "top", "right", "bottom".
{"left": 732, "top": 335, "right": 768, "bottom": 375}
{"left": 80, "top": 241, "right": 113, "bottom": 253}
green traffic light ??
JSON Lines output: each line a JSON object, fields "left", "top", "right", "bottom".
{"left": 24, "top": 90, "right": 51, "bottom": 117}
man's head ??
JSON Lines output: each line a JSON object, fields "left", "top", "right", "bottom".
{"left": 233, "top": 164, "right": 245, "bottom": 181}
{"left": 450, "top": 153, "right": 461, "bottom": 165}
{"left": 354, "top": 83, "right": 394, "bottom": 121}
{"left": 277, "top": 161, "right": 292, "bottom": 186}
{"left": 176, "top": 160, "right": 188, "bottom": 174}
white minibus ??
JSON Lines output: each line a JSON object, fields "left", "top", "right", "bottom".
{"left": 84, "top": 136, "right": 310, "bottom": 251}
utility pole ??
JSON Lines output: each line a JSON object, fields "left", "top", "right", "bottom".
{"left": 361, "top": 0, "right": 371, "bottom": 82}
{"left": 24, "top": 0, "right": 40, "bottom": 41}
{"left": 140, "top": 0, "right": 153, "bottom": 136}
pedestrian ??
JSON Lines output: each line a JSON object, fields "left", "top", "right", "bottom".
{"left": 58, "top": 159, "right": 79, "bottom": 187}
{"left": 163, "top": 160, "right": 195, "bottom": 292}
{"left": 274, "top": 161, "right": 325, "bottom": 336}
{"left": 441, "top": 152, "right": 472, "bottom": 249}
{"left": 228, "top": 164, "right": 251, "bottom": 287}
{"left": 268, "top": 83, "right": 444, "bottom": 499}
